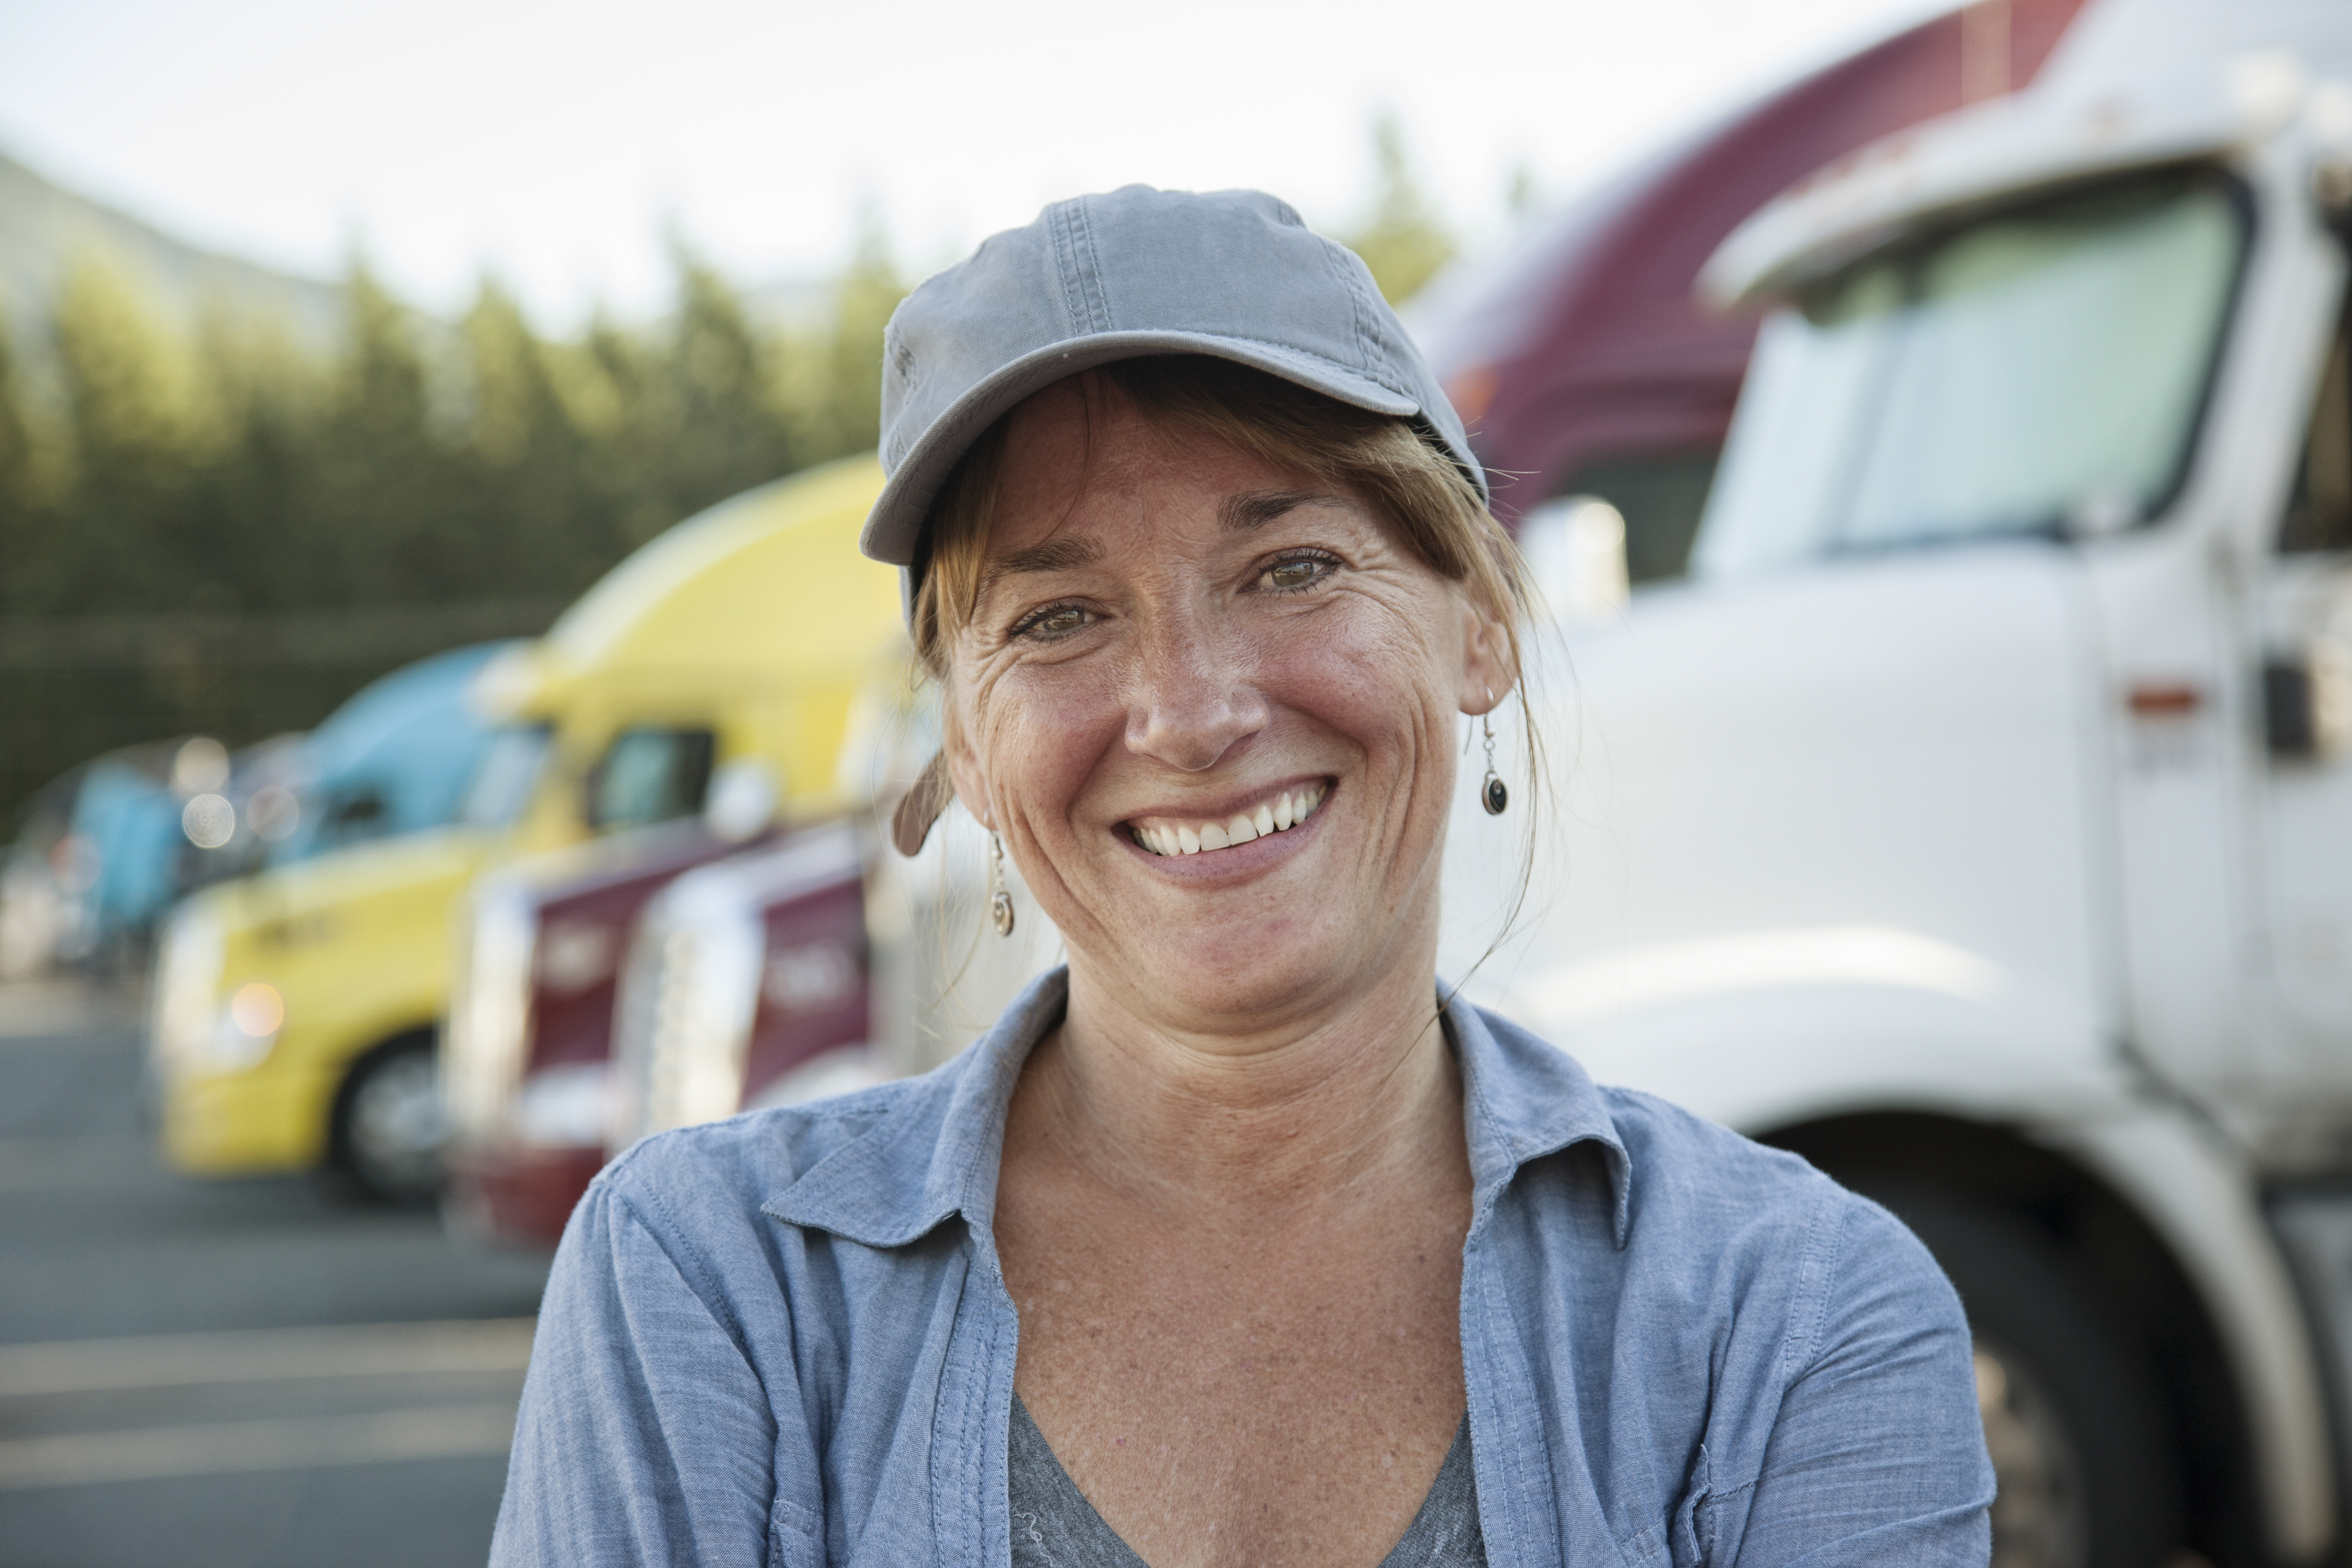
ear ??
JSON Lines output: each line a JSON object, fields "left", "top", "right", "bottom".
{"left": 1455, "top": 585, "right": 1516, "bottom": 717}
{"left": 942, "top": 699, "right": 994, "bottom": 830}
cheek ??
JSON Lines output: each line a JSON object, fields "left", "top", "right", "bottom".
{"left": 1264, "top": 599, "right": 1457, "bottom": 752}
{"left": 965, "top": 665, "right": 1126, "bottom": 823}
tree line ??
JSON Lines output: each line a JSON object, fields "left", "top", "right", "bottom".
{"left": 0, "top": 238, "right": 903, "bottom": 623}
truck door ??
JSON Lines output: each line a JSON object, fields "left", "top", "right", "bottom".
{"left": 2254, "top": 282, "right": 2352, "bottom": 1123}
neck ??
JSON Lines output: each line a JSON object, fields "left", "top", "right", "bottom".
{"left": 1011, "top": 945, "right": 1465, "bottom": 1219}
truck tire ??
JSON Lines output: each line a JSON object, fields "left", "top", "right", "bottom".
{"left": 334, "top": 1034, "right": 448, "bottom": 1204}
{"left": 1859, "top": 1183, "right": 2179, "bottom": 1568}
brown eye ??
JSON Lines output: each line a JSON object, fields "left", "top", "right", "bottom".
{"left": 1017, "top": 605, "right": 1090, "bottom": 640}
{"left": 1266, "top": 559, "right": 1324, "bottom": 591}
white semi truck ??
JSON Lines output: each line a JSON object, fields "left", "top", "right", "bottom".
{"left": 1434, "top": 2, "right": 2352, "bottom": 1565}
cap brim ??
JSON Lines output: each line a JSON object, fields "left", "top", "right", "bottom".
{"left": 860, "top": 331, "right": 1419, "bottom": 569}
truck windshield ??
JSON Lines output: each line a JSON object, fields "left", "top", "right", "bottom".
{"left": 459, "top": 725, "right": 551, "bottom": 828}
{"left": 1695, "top": 169, "right": 2247, "bottom": 578}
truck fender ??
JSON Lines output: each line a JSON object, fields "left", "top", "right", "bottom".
{"left": 2039, "top": 1109, "right": 2335, "bottom": 1566}
{"left": 1498, "top": 924, "right": 2128, "bottom": 1131}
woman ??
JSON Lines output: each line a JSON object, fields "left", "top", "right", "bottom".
{"left": 493, "top": 187, "right": 1993, "bottom": 1568}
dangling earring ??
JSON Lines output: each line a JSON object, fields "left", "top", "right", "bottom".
{"left": 1480, "top": 695, "right": 1509, "bottom": 817}
{"left": 988, "top": 832, "right": 1016, "bottom": 937}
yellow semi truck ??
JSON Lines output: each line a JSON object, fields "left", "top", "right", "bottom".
{"left": 148, "top": 456, "right": 899, "bottom": 1198}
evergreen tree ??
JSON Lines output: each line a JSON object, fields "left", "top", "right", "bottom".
{"left": 460, "top": 277, "right": 598, "bottom": 594}
{"left": 313, "top": 261, "right": 456, "bottom": 606}
{"left": 570, "top": 308, "right": 680, "bottom": 550}
{"left": 191, "top": 305, "right": 327, "bottom": 613}
{"left": 1344, "top": 113, "right": 1457, "bottom": 306}
{"left": 662, "top": 245, "right": 791, "bottom": 517}
{"left": 49, "top": 251, "right": 226, "bottom": 611}
{"left": 780, "top": 209, "right": 905, "bottom": 468}
{"left": 0, "top": 306, "right": 47, "bottom": 613}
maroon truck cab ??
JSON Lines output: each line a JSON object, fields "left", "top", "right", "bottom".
{"left": 443, "top": 821, "right": 769, "bottom": 1245}
{"left": 606, "top": 824, "right": 881, "bottom": 1157}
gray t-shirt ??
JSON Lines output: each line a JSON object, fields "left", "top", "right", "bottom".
{"left": 1007, "top": 1395, "right": 1487, "bottom": 1567}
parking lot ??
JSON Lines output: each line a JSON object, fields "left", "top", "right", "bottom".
{"left": 0, "top": 985, "right": 550, "bottom": 1568}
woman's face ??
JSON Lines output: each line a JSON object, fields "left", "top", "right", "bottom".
{"left": 944, "top": 375, "right": 1510, "bottom": 1035}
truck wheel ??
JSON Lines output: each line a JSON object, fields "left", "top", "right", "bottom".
{"left": 334, "top": 1036, "right": 448, "bottom": 1203}
{"left": 1861, "top": 1184, "right": 2179, "bottom": 1568}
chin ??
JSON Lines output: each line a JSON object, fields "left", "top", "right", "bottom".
{"left": 1109, "top": 926, "right": 1359, "bottom": 1020}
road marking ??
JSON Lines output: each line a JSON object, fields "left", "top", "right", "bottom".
{"left": 0, "top": 1404, "right": 519, "bottom": 1489}
{"left": 0, "top": 1318, "right": 536, "bottom": 1398}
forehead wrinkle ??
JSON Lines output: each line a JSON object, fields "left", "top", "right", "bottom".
{"left": 1220, "top": 489, "right": 1347, "bottom": 535}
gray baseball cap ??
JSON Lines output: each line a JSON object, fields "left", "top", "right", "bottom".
{"left": 860, "top": 184, "right": 1486, "bottom": 580}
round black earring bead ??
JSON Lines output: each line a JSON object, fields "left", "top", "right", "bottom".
{"left": 1482, "top": 776, "right": 1509, "bottom": 815}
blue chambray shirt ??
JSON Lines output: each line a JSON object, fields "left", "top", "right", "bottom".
{"left": 492, "top": 971, "right": 1993, "bottom": 1567}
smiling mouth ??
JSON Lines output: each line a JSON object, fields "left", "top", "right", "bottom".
{"left": 1127, "top": 781, "right": 1328, "bottom": 858}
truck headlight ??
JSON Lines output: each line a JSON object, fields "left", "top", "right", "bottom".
{"left": 200, "top": 982, "right": 283, "bottom": 1072}
{"left": 445, "top": 880, "right": 536, "bottom": 1144}
{"left": 150, "top": 904, "right": 226, "bottom": 1071}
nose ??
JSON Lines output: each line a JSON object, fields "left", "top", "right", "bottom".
{"left": 1124, "top": 605, "right": 1267, "bottom": 773}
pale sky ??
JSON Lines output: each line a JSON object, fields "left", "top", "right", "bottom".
{"left": 0, "top": 0, "right": 1951, "bottom": 327}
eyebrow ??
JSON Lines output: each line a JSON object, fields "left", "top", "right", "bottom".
{"left": 979, "top": 535, "right": 1103, "bottom": 596}
{"left": 976, "top": 490, "right": 1346, "bottom": 594}
{"left": 1220, "top": 489, "right": 1346, "bottom": 533}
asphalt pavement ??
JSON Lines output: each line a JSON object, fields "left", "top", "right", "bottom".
{"left": 0, "top": 985, "right": 551, "bottom": 1568}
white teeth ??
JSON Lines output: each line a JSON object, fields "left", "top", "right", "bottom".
{"left": 1132, "top": 784, "right": 1329, "bottom": 859}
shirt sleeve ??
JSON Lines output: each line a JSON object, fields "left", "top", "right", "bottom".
{"left": 1711, "top": 1195, "right": 1996, "bottom": 1568}
{"left": 490, "top": 1176, "right": 792, "bottom": 1568}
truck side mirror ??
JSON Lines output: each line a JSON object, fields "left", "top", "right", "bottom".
{"left": 2265, "top": 645, "right": 2352, "bottom": 760}
{"left": 326, "top": 787, "right": 387, "bottom": 836}
{"left": 704, "top": 759, "right": 778, "bottom": 843}
{"left": 1520, "top": 496, "right": 1630, "bottom": 624}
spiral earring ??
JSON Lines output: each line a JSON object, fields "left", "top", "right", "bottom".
{"left": 1480, "top": 695, "right": 1509, "bottom": 817}
{"left": 988, "top": 832, "right": 1016, "bottom": 937}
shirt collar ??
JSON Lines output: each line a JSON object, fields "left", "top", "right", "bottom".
{"left": 767, "top": 968, "right": 1632, "bottom": 1250}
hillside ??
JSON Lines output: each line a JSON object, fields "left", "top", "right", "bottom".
{"left": 0, "top": 147, "right": 344, "bottom": 350}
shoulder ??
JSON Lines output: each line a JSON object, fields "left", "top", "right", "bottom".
{"left": 1602, "top": 1081, "right": 1951, "bottom": 1308}
{"left": 1600, "top": 1080, "right": 1843, "bottom": 1230}
{"left": 604, "top": 1076, "right": 918, "bottom": 1200}
{"left": 588, "top": 1058, "right": 969, "bottom": 1255}
{"left": 1469, "top": 1003, "right": 1953, "bottom": 1325}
